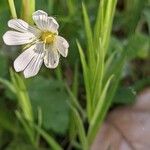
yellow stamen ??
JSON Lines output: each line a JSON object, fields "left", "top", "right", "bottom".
{"left": 41, "top": 31, "right": 56, "bottom": 44}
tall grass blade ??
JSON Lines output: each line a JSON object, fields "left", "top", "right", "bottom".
{"left": 10, "top": 69, "right": 33, "bottom": 123}
{"left": 88, "top": 75, "right": 114, "bottom": 144}
{"left": 94, "top": 0, "right": 104, "bottom": 47}
{"left": 0, "top": 78, "right": 16, "bottom": 94}
{"left": 72, "top": 106, "right": 88, "bottom": 150}
{"left": 16, "top": 111, "right": 35, "bottom": 145}
{"left": 82, "top": 3, "right": 95, "bottom": 68}
{"left": 34, "top": 124, "right": 63, "bottom": 150}
{"left": 77, "top": 41, "right": 92, "bottom": 120}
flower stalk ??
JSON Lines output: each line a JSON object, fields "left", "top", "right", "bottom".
{"left": 22, "top": 0, "right": 35, "bottom": 24}
{"left": 8, "top": 0, "right": 17, "bottom": 18}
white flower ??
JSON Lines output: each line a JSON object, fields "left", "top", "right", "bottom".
{"left": 3, "top": 10, "right": 69, "bottom": 78}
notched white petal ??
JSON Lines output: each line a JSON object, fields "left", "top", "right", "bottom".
{"left": 8, "top": 19, "right": 40, "bottom": 36}
{"left": 55, "top": 36, "right": 69, "bottom": 57}
{"left": 32, "top": 10, "right": 48, "bottom": 30}
{"left": 3, "top": 31, "right": 35, "bottom": 45}
{"left": 14, "top": 45, "right": 36, "bottom": 72}
{"left": 23, "top": 42, "right": 45, "bottom": 78}
{"left": 32, "top": 10, "right": 59, "bottom": 32}
{"left": 8, "top": 19, "right": 29, "bottom": 32}
{"left": 44, "top": 46, "right": 60, "bottom": 69}
{"left": 47, "top": 17, "right": 59, "bottom": 32}
{"left": 32, "top": 10, "right": 48, "bottom": 17}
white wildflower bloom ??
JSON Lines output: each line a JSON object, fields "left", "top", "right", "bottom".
{"left": 3, "top": 10, "right": 69, "bottom": 78}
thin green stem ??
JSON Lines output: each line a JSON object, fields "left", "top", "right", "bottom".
{"left": 22, "top": 0, "right": 35, "bottom": 24}
{"left": 8, "top": 0, "right": 17, "bottom": 18}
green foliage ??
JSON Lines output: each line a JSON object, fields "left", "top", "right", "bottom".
{"left": 0, "top": 54, "right": 8, "bottom": 77}
{"left": 143, "top": 6, "right": 150, "bottom": 33}
{"left": 77, "top": 0, "right": 118, "bottom": 146}
{"left": 28, "top": 77, "right": 70, "bottom": 134}
{"left": 10, "top": 70, "right": 33, "bottom": 123}
{"left": 126, "top": 33, "right": 150, "bottom": 59}
{"left": 34, "top": 124, "right": 63, "bottom": 150}
{"left": 0, "top": 0, "right": 149, "bottom": 149}
{"left": 72, "top": 106, "right": 88, "bottom": 150}
{"left": 5, "top": 139, "right": 37, "bottom": 150}
{"left": 0, "top": 0, "right": 9, "bottom": 37}
{"left": 113, "top": 87, "right": 136, "bottom": 105}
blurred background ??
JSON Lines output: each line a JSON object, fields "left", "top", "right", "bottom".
{"left": 0, "top": 0, "right": 149, "bottom": 149}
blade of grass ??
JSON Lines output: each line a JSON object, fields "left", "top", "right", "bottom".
{"left": 91, "top": 38, "right": 104, "bottom": 112}
{"left": 10, "top": 69, "right": 33, "bottom": 123}
{"left": 77, "top": 41, "right": 92, "bottom": 121}
{"left": 16, "top": 111, "right": 35, "bottom": 145}
{"left": 88, "top": 50, "right": 126, "bottom": 145}
{"left": 35, "top": 107, "right": 42, "bottom": 147}
{"left": 48, "top": 0, "right": 54, "bottom": 14}
{"left": 72, "top": 62, "right": 79, "bottom": 98}
{"left": 102, "top": 0, "right": 117, "bottom": 52}
{"left": 82, "top": 3, "right": 95, "bottom": 70}
{"left": 72, "top": 106, "right": 88, "bottom": 150}
{"left": 0, "top": 78, "right": 16, "bottom": 94}
{"left": 67, "top": 0, "right": 76, "bottom": 16}
{"left": 65, "top": 83, "right": 86, "bottom": 118}
{"left": 94, "top": 0, "right": 104, "bottom": 47}
{"left": 34, "top": 124, "right": 63, "bottom": 150}
{"left": 88, "top": 75, "right": 114, "bottom": 144}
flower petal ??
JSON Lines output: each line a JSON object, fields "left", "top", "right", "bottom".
{"left": 23, "top": 42, "right": 45, "bottom": 78}
{"left": 32, "top": 10, "right": 48, "bottom": 30}
{"left": 47, "top": 17, "right": 59, "bottom": 33}
{"left": 55, "top": 36, "right": 69, "bottom": 57}
{"left": 8, "top": 19, "right": 40, "bottom": 36}
{"left": 8, "top": 19, "right": 29, "bottom": 32}
{"left": 44, "top": 45, "right": 60, "bottom": 68}
{"left": 33, "top": 10, "right": 48, "bottom": 17}
{"left": 3, "top": 31, "right": 35, "bottom": 45}
{"left": 14, "top": 45, "right": 36, "bottom": 72}
{"left": 32, "top": 10, "right": 59, "bottom": 32}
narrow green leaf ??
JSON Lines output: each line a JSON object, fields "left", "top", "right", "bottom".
{"left": 94, "top": 0, "right": 104, "bottom": 47}
{"left": 82, "top": 3, "right": 95, "bottom": 69}
{"left": 67, "top": 0, "right": 76, "bottom": 15}
{"left": 82, "top": 3, "right": 93, "bottom": 48}
{"left": 34, "top": 125, "right": 63, "bottom": 150}
{"left": 10, "top": 69, "right": 33, "bottom": 123}
{"left": 88, "top": 75, "right": 114, "bottom": 144}
{"left": 91, "top": 38, "right": 104, "bottom": 110}
{"left": 55, "top": 65, "right": 63, "bottom": 82}
{"left": 72, "top": 106, "right": 88, "bottom": 150}
{"left": 16, "top": 111, "right": 35, "bottom": 145}
{"left": 104, "top": 51, "right": 117, "bottom": 76}
{"left": 102, "top": 0, "right": 117, "bottom": 52}
{"left": 0, "top": 77, "right": 16, "bottom": 94}
{"left": 65, "top": 83, "right": 85, "bottom": 118}
{"left": 47, "top": 0, "right": 54, "bottom": 14}
{"left": 77, "top": 41, "right": 92, "bottom": 121}
{"left": 72, "top": 62, "right": 79, "bottom": 98}
{"left": 35, "top": 107, "right": 42, "bottom": 146}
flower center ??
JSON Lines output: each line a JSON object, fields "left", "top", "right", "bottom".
{"left": 41, "top": 31, "right": 56, "bottom": 44}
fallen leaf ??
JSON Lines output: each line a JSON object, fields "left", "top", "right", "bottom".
{"left": 91, "top": 88, "right": 150, "bottom": 150}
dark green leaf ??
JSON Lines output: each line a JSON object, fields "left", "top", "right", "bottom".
{"left": 126, "top": 33, "right": 150, "bottom": 59}
{"left": 113, "top": 87, "right": 136, "bottom": 105}
{"left": 28, "top": 77, "right": 70, "bottom": 134}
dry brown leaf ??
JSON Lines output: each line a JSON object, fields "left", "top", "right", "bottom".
{"left": 91, "top": 88, "right": 150, "bottom": 150}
